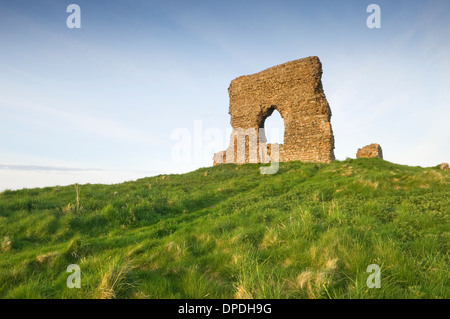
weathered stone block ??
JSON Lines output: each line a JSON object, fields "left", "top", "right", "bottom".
{"left": 356, "top": 143, "right": 383, "bottom": 159}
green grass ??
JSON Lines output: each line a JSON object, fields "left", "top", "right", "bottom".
{"left": 0, "top": 158, "right": 449, "bottom": 298}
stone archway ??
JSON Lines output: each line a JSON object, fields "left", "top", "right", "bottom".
{"left": 258, "top": 106, "right": 284, "bottom": 145}
{"left": 213, "top": 56, "right": 335, "bottom": 165}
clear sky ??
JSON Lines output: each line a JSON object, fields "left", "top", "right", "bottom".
{"left": 1, "top": 0, "right": 449, "bottom": 190}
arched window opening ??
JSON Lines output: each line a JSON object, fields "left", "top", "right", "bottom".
{"left": 261, "top": 108, "right": 284, "bottom": 145}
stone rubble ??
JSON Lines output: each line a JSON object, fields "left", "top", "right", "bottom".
{"left": 356, "top": 143, "right": 383, "bottom": 159}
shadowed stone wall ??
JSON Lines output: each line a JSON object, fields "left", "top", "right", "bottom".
{"left": 213, "top": 56, "right": 335, "bottom": 165}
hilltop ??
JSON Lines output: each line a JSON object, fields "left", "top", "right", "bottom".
{"left": 0, "top": 158, "right": 448, "bottom": 298}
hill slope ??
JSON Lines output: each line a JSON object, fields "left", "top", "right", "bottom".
{"left": 0, "top": 158, "right": 449, "bottom": 298}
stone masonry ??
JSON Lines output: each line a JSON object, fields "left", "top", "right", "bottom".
{"left": 356, "top": 143, "right": 383, "bottom": 159}
{"left": 213, "top": 56, "right": 335, "bottom": 165}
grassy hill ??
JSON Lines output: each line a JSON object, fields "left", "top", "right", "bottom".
{"left": 0, "top": 158, "right": 448, "bottom": 299}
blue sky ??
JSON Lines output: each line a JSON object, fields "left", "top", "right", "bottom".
{"left": 1, "top": 0, "right": 449, "bottom": 189}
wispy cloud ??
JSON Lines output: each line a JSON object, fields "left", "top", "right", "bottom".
{"left": 0, "top": 96, "right": 157, "bottom": 146}
{"left": 0, "top": 164, "right": 102, "bottom": 172}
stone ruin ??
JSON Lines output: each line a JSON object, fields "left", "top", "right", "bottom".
{"left": 213, "top": 56, "right": 335, "bottom": 166}
{"left": 356, "top": 143, "right": 383, "bottom": 159}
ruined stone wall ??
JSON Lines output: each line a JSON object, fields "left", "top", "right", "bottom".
{"left": 356, "top": 143, "right": 383, "bottom": 159}
{"left": 213, "top": 56, "right": 335, "bottom": 165}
